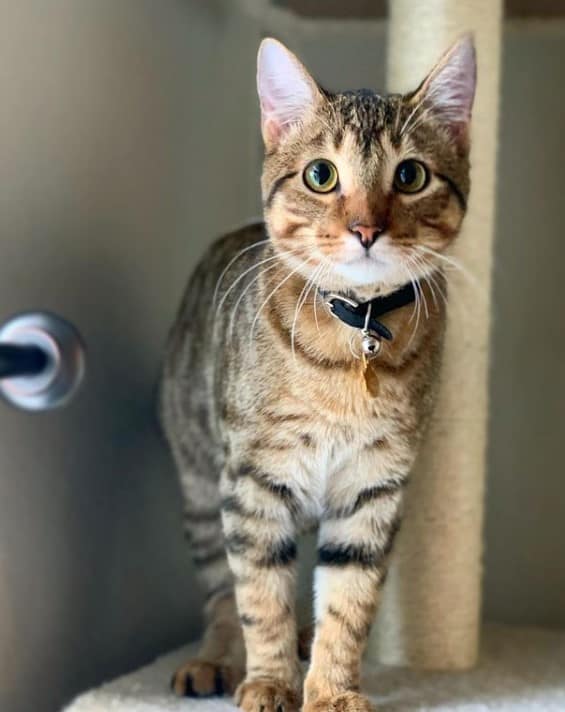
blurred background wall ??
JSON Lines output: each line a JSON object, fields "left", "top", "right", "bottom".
{"left": 0, "top": 1, "right": 563, "bottom": 711}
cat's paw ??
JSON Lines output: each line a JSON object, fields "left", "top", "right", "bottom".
{"left": 170, "top": 658, "right": 241, "bottom": 697}
{"left": 304, "top": 691, "right": 376, "bottom": 712}
{"left": 235, "top": 677, "right": 301, "bottom": 712}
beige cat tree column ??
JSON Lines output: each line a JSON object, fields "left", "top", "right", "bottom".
{"left": 369, "top": 0, "right": 503, "bottom": 669}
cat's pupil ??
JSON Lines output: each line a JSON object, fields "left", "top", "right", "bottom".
{"left": 399, "top": 162, "right": 416, "bottom": 185}
{"left": 313, "top": 162, "right": 331, "bottom": 185}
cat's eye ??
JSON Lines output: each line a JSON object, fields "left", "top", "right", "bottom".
{"left": 394, "top": 160, "right": 429, "bottom": 194}
{"left": 303, "top": 159, "right": 338, "bottom": 193}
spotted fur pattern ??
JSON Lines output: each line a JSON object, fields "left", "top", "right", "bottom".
{"left": 161, "top": 36, "right": 475, "bottom": 712}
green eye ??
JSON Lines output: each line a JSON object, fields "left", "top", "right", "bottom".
{"left": 303, "top": 159, "right": 338, "bottom": 193}
{"left": 394, "top": 160, "right": 429, "bottom": 194}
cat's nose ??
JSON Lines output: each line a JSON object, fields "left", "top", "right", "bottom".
{"left": 348, "top": 222, "right": 383, "bottom": 249}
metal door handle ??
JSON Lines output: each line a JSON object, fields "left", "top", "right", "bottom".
{"left": 0, "top": 312, "right": 85, "bottom": 411}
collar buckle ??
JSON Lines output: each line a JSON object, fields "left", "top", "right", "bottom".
{"left": 324, "top": 292, "right": 359, "bottom": 315}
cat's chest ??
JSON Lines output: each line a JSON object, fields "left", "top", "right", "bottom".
{"left": 241, "top": 358, "right": 418, "bottom": 518}
{"left": 277, "top": 392, "right": 403, "bottom": 520}
{"left": 282, "top": 362, "right": 409, "bottom": 438}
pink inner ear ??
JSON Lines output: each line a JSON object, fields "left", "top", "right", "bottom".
{"left": 257, "top": 39, "right": 316, "bottom": 143}
{"left": 423, "top": 35, "right": 477, "bottom": 129}
{"left": 262, "top": 117, "right": 281, "bottom": 144}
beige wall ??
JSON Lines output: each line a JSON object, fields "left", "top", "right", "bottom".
{"left": 0, "top": 3, "right": 563, "bottom": 711}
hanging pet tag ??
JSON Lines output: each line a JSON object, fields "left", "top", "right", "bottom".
{"left": 362, "top": 353, "right": 380, "bottom": 397}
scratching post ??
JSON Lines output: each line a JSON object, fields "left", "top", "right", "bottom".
{"left": 368, "top": 0, "right": 503, "bottom": 669}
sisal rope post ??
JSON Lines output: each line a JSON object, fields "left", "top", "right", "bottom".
{"left": 368, "top": 0, "right": 503, "bottom": 670}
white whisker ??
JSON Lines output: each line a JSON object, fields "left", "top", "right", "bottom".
{"left": 312, "top": 262, "right": 330, "bottom": 336}
{"left": 406, "top": 252, "right": 448, "bottom": 311}
{"left": 311, "top": 260, "right": 330, "bottom": 328}
{"left": 249, "top": 257, "right": 313, "bottom": 347}
{"left": 416, "top": 245, "right": 482, "bottom": 294}
{"left": 227, "top": 259, "right": 281, "bottom": 340}
{"left": 213, "top": 238, "right": 270, "bottom": 307}
{"left": 291, "top": 266, "right": 319, "bottom": 362}
{"left": 313, "top": 279, "right": 321, "bottom": 334}
{"left": 417, "top": 278, "right": 430, "bottom": 319}
{"left": 306, "top": 264, "right": 323, "bottom": 336}
{"left": 404, "top": 253, "right": 435, "bottom": 310}
{"left": 394, "top": 99, "right": 403, "bottom": 137}
{"left": 402, "top": 104, "right": 436, "bottom": 140}
{"left": 400, "top": 101, "right": 423, "bottom": 138}
{"left": 402, "top": 262, "right": 421, "bottom": 348}
{"left": 424, "top": 268, "right": 447, "bottom": 310}
{"left": 216, "top": 248, "right": 301, "bottom": 318}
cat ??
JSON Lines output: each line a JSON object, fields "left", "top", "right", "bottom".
{"left": 160, "top": 34, "right": 476, "bottom": 712}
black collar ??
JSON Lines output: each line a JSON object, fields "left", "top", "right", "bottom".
{"left": 321, "top": 282, "right": 417, "bottom": 341}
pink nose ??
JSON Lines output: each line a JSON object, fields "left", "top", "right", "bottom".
{"left": 349, "top": 222, "right": 383, "bottom": 248}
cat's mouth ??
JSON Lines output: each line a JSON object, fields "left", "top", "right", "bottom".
{"left": 340, "top": 242, "right": 391, "bottom": 270}
{"left": 346, "top": 253, "right": 387, "bottom": 267}
{"left": 352, "top": 251, "right": 385, "bottom": 262}
{"left": 332, "top": 254, "right": 392, "bottom": 286}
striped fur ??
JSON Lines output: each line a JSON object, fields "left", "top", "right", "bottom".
{"left": 160, "top": 36, "right": 475, "bottom": 712}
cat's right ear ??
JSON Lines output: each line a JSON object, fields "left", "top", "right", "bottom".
{"left": 257, "top": 38, "right": 322, "bottom": 149}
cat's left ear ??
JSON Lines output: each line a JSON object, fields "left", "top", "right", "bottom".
{"left": 410, "top": 34, "right": 477, "bottom": 146}
{"left": 257, "top": 38, "right": 323, "bottom": 148}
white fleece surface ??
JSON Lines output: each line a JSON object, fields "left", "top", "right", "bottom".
{"left": 65, "top": 624, "right": 565, "bottom": 711}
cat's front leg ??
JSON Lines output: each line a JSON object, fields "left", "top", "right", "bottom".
{"left": 221, "top": 461, "right": 302, "bottom": 712}
{"left": 303, "top": 467, "right": 407, "bottom": 712}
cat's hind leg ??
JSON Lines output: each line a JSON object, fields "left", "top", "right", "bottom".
{"left": 171, "top": 586, "right": 245, "bottom": 697}
{"left": 168, "top": 443, "right": 245, "bottom": 697}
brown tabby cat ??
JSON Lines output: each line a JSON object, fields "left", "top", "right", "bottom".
{"left": 161, "top": 35, "right": 476, "bottom": 712}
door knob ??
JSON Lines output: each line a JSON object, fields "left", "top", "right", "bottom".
{"left": 0, "top": 312, "right": 85, "bottom": 411}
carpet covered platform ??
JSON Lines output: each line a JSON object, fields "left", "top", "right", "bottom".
{"left": 65, "top": 624, "right": 565, "bottom": 711}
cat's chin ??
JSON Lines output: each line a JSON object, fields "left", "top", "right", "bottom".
{"left": 332, "top": 258, "right": 395, "bottom": 288}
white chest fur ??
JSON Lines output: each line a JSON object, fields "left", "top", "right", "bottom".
{"left": 289, "top": 417, "right": 393, "bottom": 522}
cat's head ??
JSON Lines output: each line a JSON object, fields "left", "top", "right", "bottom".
{"left": 257, "top": 36, "right": 476, "bottom": 295}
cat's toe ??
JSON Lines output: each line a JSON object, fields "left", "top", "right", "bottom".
{"left": 304, "top": 691, "right": 376, "bottom": 712}
{"left": 170, "top": 658, "right": 239, "bottom": 697}
{"left": 235, "top": 678, "right": 301, "bottom": 712}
